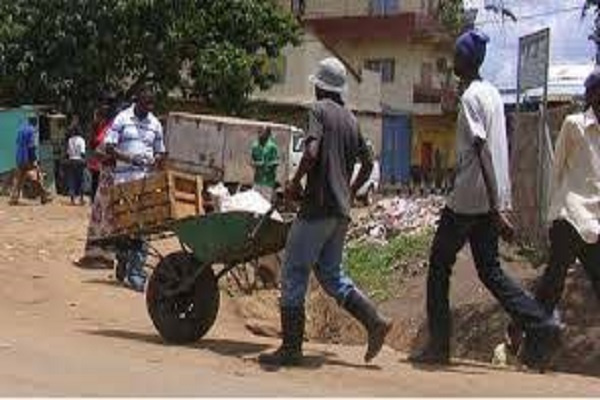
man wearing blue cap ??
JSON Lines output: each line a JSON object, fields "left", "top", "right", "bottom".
{"left": 410, "top": 30, "right": 562, "bottom": 369}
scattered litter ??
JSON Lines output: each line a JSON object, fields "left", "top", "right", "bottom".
{"left": 349, "top": 195, "right": 445, "bottom": 244}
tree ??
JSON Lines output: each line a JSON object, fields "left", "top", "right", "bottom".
{"left": 437, "top": 0, "right": 471, "bottom": 36}
{"left": 0, "top": 0, "right": 301, "bottom": 118}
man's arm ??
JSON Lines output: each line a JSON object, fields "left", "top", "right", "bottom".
{"left": 351, "top": 134, "right": 374, "bottom": 196}
{"left": 153, "top": 122, "right": 167, "bottom": 169}
{"left": 250, "top": 143, "right": 264, "bottom": 168}
{"left": 267, "top": 144, "right": 280, "bottom": 168}
{"left": 464, "top": 95, "right": 514, "bottom": 240}
{"left": 549, "top": 118, "right": 573, "bottom": 198}
{"left": 474, "top": 137, "right": 499, "bottom": 210}
{"left": 103, "top": 115, "right": 138, "bottom": 165}
{"left": 290, "top": 108, "right": 321, "bottom": 187}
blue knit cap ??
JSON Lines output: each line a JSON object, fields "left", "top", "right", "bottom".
{"left": 455, "top": 29, "right": 490, "bottom": 68}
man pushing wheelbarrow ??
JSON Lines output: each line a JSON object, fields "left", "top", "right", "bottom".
{"left": 258, "top": 57, "right": 393, "bottom": 367}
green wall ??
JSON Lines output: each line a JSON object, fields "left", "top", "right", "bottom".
{"left": 0, "top": 108, "right": 29, "bottom": 173}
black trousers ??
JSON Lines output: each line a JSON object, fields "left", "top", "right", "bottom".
{"left": 535, "top": 219, "right": 600, "bottom": 312}
{"left": 426, "top": 208, "right": 551, "bottom": 349}
{"left": 90, "top": 170, "right": 100, "bottom": 202}
{"left": 66, "top": 160, "right": 85, "bottom": 199}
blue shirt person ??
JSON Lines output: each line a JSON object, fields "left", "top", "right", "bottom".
{"left": 15, "top": 117, "right": 38, "bottom": 167}
{"left": 9, "top": 116, "right": 51, "bottom": 205}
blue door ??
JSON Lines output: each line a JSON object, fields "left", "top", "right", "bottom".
{"left": 382, "top": 114, "right": 411, "bottom": 185}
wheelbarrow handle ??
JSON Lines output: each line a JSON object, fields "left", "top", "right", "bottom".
{"left": 248, "top": 205, "right": 277, "bottom": 242}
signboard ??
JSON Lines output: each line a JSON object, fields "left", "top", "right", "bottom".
{"left": 517, "top": 28, "right": 550, "bottom": 92}
{"left": 516, "top": 28, "right": 553, "bottom": 237}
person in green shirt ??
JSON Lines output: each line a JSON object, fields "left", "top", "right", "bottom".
{"left": 251, "top": 127, "right": 279, "bottom": 200}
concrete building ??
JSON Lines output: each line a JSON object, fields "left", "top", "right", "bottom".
{"left": 266, "top": 0, "right": 457, "bottom": 186}
{"left": 253, "top": 31, "right": 384, "bottom": 154}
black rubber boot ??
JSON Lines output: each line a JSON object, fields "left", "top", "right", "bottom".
{"left": 259, "top": 307, "right": 305, "bottom": 367}
{"left": 409, "top": 342, "right": 450, "bottom": 365}
{"left": 519, "top": 322, "right": 563, "bottom": 372}
{"left": 343, "top": 289, "right": 393, "bottom": 363}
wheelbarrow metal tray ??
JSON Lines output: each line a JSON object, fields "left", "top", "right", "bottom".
{"left": 172, "top": 211, "right": 291, "bottom": 266}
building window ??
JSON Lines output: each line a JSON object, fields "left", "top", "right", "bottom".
{"left": 364, "top": 58, "right": 396, "bottom": 83}
{"left": 420, "top": 62, "right": 434, "bottom": 89}
{"left": 291, "top": 0, "right": 305, "bottom": 17}
{"left": 369, "top": 0, "right": 399, "bottom": 16}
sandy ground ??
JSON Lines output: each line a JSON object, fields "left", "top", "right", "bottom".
{"left": 0, "top": 198, "right": 599, "bottom": 396}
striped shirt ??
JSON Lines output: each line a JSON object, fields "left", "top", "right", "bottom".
{"left": 103, "top": 105, "right": 165, "bottom": 184}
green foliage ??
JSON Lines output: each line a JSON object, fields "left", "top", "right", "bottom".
{"left": 437, "top": 0, "right": 467, "bottom": 36}
{"left": 0, "top": 0, "right": 301, "bottom": 117}
{"left": 345, "top": 230, "right": 433, "bottom": 301}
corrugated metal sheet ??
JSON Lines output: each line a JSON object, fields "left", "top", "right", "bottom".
{"left": 0, "top": 108, "right": 29, "bottom": 174}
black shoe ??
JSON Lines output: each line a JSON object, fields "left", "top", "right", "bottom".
{"left": 519, "top": 323, "right": 563, "bottom": 372}
{"left": 343, "top": 289, "right": 393, "bottom": 363}
{"left": 115, "top": 258, "right": 127, "bottom": 283}
{"left": 259, "top": 344, "right": 304, "bottom": 367}
{"left": 259, "top": 306, "right": 305, "bottom": 367}
{"left": 409, "top": 345, "right": 450, "bottom": 365}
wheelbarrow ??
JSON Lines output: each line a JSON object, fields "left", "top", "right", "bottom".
{"left": 145, "top": 209, "right": 291, "bottom": 344}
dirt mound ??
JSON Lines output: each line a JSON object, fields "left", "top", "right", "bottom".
{"left": 320, "top": 260, "right": 600, "bottom": 377}
{"left": 233, "top": 256, "right": 599, "bottom": 377}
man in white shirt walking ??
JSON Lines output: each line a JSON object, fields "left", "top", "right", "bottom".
{"left": 409, "top": 29, "right": 562, "bottom": 370}
{"left": 532, "top": 69, "right": 600, "bottom": 317}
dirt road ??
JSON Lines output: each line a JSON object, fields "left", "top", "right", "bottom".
{"left": 0, "top": 200, "right": 599, "bottom": 396}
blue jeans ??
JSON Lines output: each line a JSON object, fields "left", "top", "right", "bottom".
{"left": 281, "top": 217, "right": 356, "bottom": 308}
{"left": 116, "top": 239, "right": 148, "bottom": 291}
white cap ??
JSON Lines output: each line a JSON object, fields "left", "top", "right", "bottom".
{"left": 309, "top": 57, "right": 348, "bottom": 94}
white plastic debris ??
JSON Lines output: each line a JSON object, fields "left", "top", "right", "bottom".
{"left": 207, "top": 182, "right": 231, "bottom": 211}
{"left": 208, "top": 184, "right": 283, "bottom": 222}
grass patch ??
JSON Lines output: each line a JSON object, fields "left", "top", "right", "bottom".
{"left": 345, "top": 229, "right": 433, "bottom": 301}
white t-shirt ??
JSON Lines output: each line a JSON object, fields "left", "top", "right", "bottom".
{"left": 67, "top": 136, "right": 86, "bottom": 161}
{"left": 447, "top": 80, "right": 512, "bottom": 214}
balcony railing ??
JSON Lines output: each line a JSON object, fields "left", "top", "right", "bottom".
{"left": 298, "top": 0, "right": 424, "bottom": 19}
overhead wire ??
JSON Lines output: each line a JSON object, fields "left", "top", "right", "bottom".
{"left": 475, "top": 5, "right": 584, "bottom": 26}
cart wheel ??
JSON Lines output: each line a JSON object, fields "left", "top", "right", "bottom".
{"left": 146, "top": 251, "right": 220, "bottom": 344}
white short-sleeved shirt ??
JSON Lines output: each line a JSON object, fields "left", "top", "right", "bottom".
{"left": 67, "top": 135, "right": 86, "bottom": 160}
{"left": 103, "top": 105, "right": 165, "bottom": 184}
{"left": 447, "top": 80, "right": 512, "bottom": 215}
{"left": 548, "top": 109, "right": 600, "bottom": 243}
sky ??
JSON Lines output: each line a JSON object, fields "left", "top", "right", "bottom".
{"left": 464, "top": 0, "right": 596, "bottom": 89}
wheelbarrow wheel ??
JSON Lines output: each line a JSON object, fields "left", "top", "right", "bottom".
{"left": 146, "top": 251, "right": 220, "bottom": 344}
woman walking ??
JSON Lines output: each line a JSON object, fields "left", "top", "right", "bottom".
{"left": 74, "top": 101, "right": 118, "bottom": 269}
{"left": 65, "top": 116, "right": 86, "bottom": 205}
